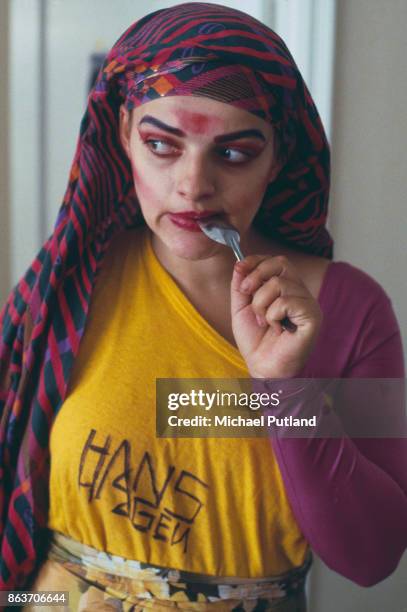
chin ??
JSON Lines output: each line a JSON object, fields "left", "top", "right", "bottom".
{"left": 158, "top": 230, "right": 223, "bottom": 261}
{"left": 171, "top": 237, "right": 221, "bottom": 261}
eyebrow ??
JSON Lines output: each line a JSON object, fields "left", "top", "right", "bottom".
{"left": 138, "top": 115, "right": 266, "bottom": 142}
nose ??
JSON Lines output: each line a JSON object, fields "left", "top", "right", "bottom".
{"left": 176, "top": 153, "right": 216, "bottom": 202}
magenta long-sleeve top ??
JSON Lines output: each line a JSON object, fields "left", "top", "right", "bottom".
{"left": 265, "top": 261, "right": 407, "bottom": 587}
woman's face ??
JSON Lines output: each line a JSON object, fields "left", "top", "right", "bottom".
{"left": 119, "top": 95, "right": 279, "bottom": 260}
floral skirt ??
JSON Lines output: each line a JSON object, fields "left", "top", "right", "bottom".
{"left": 23, "top": 532, "right": 311, "bottom": 611}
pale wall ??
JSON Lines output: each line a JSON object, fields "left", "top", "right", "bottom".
{"left": 0, "top": 0, "right": 10, "bottom": 306}
{"left": 309, "top": 0, "right": 407, "bottom": 610}
{"left": 329, "top": 0, "right": 407, "bottom": 355}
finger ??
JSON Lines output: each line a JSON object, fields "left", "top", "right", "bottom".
{"left": 231, "top": 260, "right": 256, "bottom": 316}
{"left": 251, "top": 277, "right": 310, "bottom": 318}
{"left": 233, "top": 254, "right": 272, "bottom": 279}
{"left": 238, "top": 255, "right": 303, "bottom": 295}
{"left": 264, "top": 296, "right": 320, "bottom": 330}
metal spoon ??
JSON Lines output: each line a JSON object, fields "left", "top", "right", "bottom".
{"left": 197, "top": 218, "right": 244, "bottom": 261}
{"left": 197, "top": 218, "right": 296, "bottom": 333}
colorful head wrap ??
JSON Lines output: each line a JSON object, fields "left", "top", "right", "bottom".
{"left": 0, "top": 3, "right": 332, "bottom": 588}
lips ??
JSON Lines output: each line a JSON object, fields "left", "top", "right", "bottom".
{"left": 170, "top": 211, "right": 218, "bottom": 220}
{"left": 168, "top": 210, "right": 220, "bottom": 232}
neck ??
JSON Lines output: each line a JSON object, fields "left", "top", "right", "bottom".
{"left": 151, "top": 233, "right": 235, "bottom": 295}
{"left": 149, "top": 227, "right": 277, "bottom": 295}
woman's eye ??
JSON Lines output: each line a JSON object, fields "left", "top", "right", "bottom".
{"left": 145, "top": 139, "right": 177, "bottom": 156}
{"left": 218, "top": 148, "right": 253, "bottom": 163}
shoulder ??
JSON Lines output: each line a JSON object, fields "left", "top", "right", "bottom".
{"left": 321, "top": 260, "right": 391, "bottom": 306}
{"left": 251, "top": 231, "right": 391, "bottom": 307}
{"left": 289, "top": 254, "right": 396, "bottom": 336}
{"left": 319, "top": 261, "right": 404, "bottom": 377}
{"left": 250, "top": 231, "right": 332, "bottom": 300}
{"left": 303, "top": 260, "right": 403, "bottom": 377}
{"left": 318, "top": 260, "right": 401, "bottom": 353}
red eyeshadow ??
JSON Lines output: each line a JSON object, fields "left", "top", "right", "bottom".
{"left": 138, "top": 130, "right": 178, "bottom": 147}
{"left": 223, "top": 143, "right": 263, "bottom": 154}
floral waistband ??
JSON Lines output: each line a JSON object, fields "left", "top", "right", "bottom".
{"left": 47, "top": 530, "right": 312, "bottom": 604}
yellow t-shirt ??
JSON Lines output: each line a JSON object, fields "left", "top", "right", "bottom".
{"left": 48, "top": 228, "right": 308, "bottom": 578}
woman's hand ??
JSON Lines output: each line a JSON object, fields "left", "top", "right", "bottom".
{"left": 231, "top": 255, "right": 322, "bottom": 378}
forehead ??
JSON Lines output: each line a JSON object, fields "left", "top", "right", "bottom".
{"left": 131, "top": 95, "right": 272, "bottom": 136}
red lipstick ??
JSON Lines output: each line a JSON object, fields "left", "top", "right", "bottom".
{"left": 168, "top": 210, "right": 219, "bottom": 231}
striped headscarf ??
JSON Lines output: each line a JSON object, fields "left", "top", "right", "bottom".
{"left": 0, "top": 3, "right": 332, "bottom": 589}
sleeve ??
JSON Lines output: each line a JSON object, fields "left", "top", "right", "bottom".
{"left": 265, "top": 289, "right": 407, "bottom": 587}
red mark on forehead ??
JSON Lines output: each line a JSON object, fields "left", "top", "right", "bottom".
{"left": 174, "top": 109, "right": 223, "bottom": 135}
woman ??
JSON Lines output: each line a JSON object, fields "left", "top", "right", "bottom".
{"left": 1, "top": 3, "right": 406, "bottom": 611}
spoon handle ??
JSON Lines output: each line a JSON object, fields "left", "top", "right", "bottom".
{"left": 228, "top": 236, "right": 244, "bottom": 261}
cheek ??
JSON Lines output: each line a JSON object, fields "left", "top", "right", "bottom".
{"left": 223, "top": 171, "right": 270, "bottom": 225}
{"left": 248, "top": 166, "right": 273, "bottom": 207}
{"left": 130, "top": 161, "right": 161, "bottom": 210}
{"left": 230, "top": 167, "right": 270, "bottom": 205}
